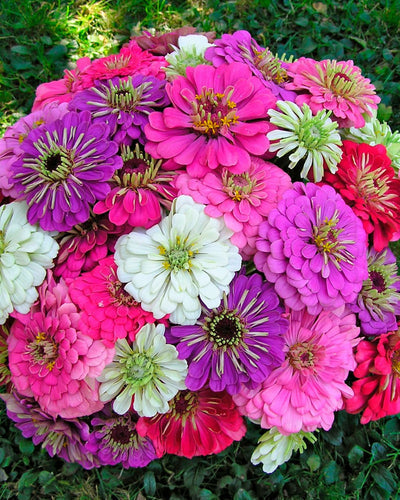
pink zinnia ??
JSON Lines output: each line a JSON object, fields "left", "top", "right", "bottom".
{"left": 136, "top": 388, "right": 246, "bottom": 458}
{"left": 345, "top": 329, "right": 400, "bottom": 423}
{"left": 234, "top": 307, "right": 360, "bottom": 434}
{"left": 7, "top": 272, "right": 114, "bottom": 419}
{"left": 320, "top": 141, "right": 400, "bottom": 252}
{"left": 287, "top": 58, "right": 380, "bottom": 128}
{"left": 54, "top": 211, "right": 129, "bottom": 279}
{"left": 32, "top": 57, "right": 92, "bottom": 111}
{"left": 175, "top": 156, "right": 292, "bottom": 259}
{"left": 144, "top": 62, "right": 277, "bottom": 177}
{"left": 69, "top": 256, "right": 167, "bottom": 348}
{"left": 93, "top": 144, "right": 176, "bottom": 228}
{"left": 79, "top": 40, "right": 167, "bottom": 87}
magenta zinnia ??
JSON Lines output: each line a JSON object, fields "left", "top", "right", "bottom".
{"left": 234, "top": 307, "right": 360, "bottom": 434}
{"left": 10, "top": 110, "right": 122, "bottom": 232}
{"left": 254, "top": 182, "right": 368, "bottom": 315}
{"left": 287, "top": 57, "right": 380, "bottom": 128}
{"left": 167, "top": 271, "right": 288, "bottom": 395}
{"left": 144, "top": 62, "right": 277, "bottom": 177}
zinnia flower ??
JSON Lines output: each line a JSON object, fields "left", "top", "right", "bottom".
{"left": 0, "top": 324, "right": 11, "bottom": 388}
{"left": 10, "top": 110, "right": 122, "bottom": 232}
{"left": 167, "top": 271, "right": 288, "bottom": 395}
{"left": 319, "top": 140, "right": 400, "bottom": 252}
{"left": 234, "top": 306, "right": 360, "bottom": 434}
{"left": 53, "top": 210, "right": 128, "bottom": 279}
{"left": 115, "top": 195, "right": 242, "bottom": 325}
{"left": 164, "top": 35, "right": 214, "bottom": 79}
{"left": 86, "top": 405, "right": 157, "bottom": 468}
{"left": 8, "top": 272, "right": 113, "bottom": 418}
{"left": 69, "top": 256, "right": 166, "bottom": 348}
{"left": 349, "top": 247, "right": 400, "bottom": 335}
{"left": 93, "top": 144, "right": 176, "bottom": 228}
{"left": 144, "top": 62, "right": 277, "bottom": 177}
{"left": 1, "top": 392, "right": 97, "bottom": 469}
{"left": 267, "top": 100, "right": 343, "bottom": 182}
{"left": 174, "top": 156, "right": 292, "bottom": 259}
{"left": 254, "top": 182, "right": 368, "bottom": 315}
{"left": 0, "top": 201, "right": 59, "bottom": 324}
{"left": 251, "top": 427, "right": 317, "bottom": 474}
{"left": 69, "top": 75, "right": 169, "bottom": 145}
{"left": 98, "top": 323, "right": 188, "bottom": 417}
{"left": 287, "top": 57, "right": 380, "bottom": 128}
{"left": 345, "top": 329, "right": 400, "bottom": 423}
{"left": 204, "top": 30, "right": 296, "bottom": 101}
{"left": 136, "top": 388, "right": 246, "bottom": 458}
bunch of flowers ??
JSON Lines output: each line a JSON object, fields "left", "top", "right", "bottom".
{"left": 1, "top": 26, "right": 400, "bottom": 474}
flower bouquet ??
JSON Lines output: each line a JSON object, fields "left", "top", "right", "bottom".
{"left": 1, "top": 26, "right": 400, "bottom": 473}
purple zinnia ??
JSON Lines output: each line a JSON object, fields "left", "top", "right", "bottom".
{"left": 0, "top": 392, "right": 97, "bottom": 469}
{"left": 166, "top": 271, "right": 288, "bottom": 395}
{"left": 10, "top": 110, "right": 122, "bottom": 232}
{"left": 69, "top": 75, "right": 169, "bottom": 145}
{"left": 349, "top": 246, "right": 400, "bottom": 335}
{"left": 86, "top": 405, "right": 158, "bottom": 467}
{"left": 204, "top": 30, "right": 296, "bottom": 101}
{"left": 254, "top": 182, "right": 368, "bottom": 315}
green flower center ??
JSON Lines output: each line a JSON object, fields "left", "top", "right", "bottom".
{"left": 34, "top": 145, "right": 76, "bottom": 182}
{"left": 223, "top": 171, "right": 255, "bottom": 201}
{"left": 191, "top": 87, "right": 239, "bottom": 136}
{"left": 298, "top": 119, "right": 330, "bottom": 149}
{"left": 159, "top": 236, "right": 196, "bottom": 272}
{"left": 0, "top": 231, "right": 5, "bottom": 254}
{"left": 253, "top": 48, "right": 289, "bottom": 84}
{"left": 28, "top": 332, "right": 59, "bottom": 371}
{"left": 123, "top": 352, "right": 155, "bottom": 389}
{"left": 105, "top": 55, "right": 131, "bottom": 70}
{"left": 204, "top": 310, "right": 247, "bottom": 348}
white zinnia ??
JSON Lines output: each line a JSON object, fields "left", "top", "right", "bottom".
{"left": 115, "top": 195, "right": 242, "bottom": 325}
{"left": 0, "top": 201, "right": 59, "bottom": 324}
{"left": 97, "top": 323, "right": 187, "bottom": 417}
{"left": 268, "top": 100, "right": 343, "bottom": 182}
{"left": 164, "top": 35, "right": 214, "bottom": 78}
{"left": 251, "top": 427, "right": 317, "bottom": 474}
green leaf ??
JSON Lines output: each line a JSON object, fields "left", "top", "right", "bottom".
{"left": 322, "top": 461, "right": 341, "bottom": 485}
{"left": 18, "top": 470, "right": 39, "bottom": 489}
{"left": 0, "top": 468, "right": 8, "bottom": 483}
{"left": 0, "top": 448, "right": 5, "bottom": 466}
{"left": 11, "top": 45, "right": 31, "bottom": 55}
{"left": 231, "top": 463, "right": 247, "bottom": 481}
{"left": 18, "top": 438, "right": 35, "bottom": 456}
{"left": 322, "top": 425, "right": 343, "bottom": 446}
{"left": 217, "top": 475, "right": 234, "bottom": 489}
{"left": 143, "top": 471, "right": 156, "bottom": 497}
{"left": 371, "top": 466, "right": 396, "bottom": 493}
{"left": 183, "top": 466, "right": 205, "bottom": 489}
{"left": 198, "top": 489, "right": 218, "bottom": 500}
{"left": 371, "top": 442, "right": 386, "bottom": 460}
{"left": 383, "top": 417, "right": 400, "bottom": 438}
{"left": 10, "top": 59, "right": 33, "bottom": 71}
{"left": 46, "top": 44, "right": 68, "bottom": 61}
{"left": 306, "top": 454, "right": 321, "bottom": 472}
{"left": 348, "top": 445, "right": 364, "bottom": 467}
{"left": 295, "top": 17, "right": 308, "bottom": 27}
{"left": 233, "top": 489, "right": 254, "bottom": 500}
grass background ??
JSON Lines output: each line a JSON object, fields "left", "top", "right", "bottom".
{"left": 1, "top": 0, "right": 400, "bottom": 498}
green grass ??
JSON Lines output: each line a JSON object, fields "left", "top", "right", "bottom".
{"left": 1, "top": 1, "right": 400, "bottom": 498}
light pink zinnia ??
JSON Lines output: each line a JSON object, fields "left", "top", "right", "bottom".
{"left": 287, "top": 58, "right": 380, "bottom": 128}
{"left": 69, "top": 256, "right": 168, "bottom": 348}
{"left": 144, "top": 62, "right": 277, "bottom": 177}
{"left": 175, "top": 156, "right": 292, "bottom": 259}
{"left": 7, "top": 272, "right": 114, "bottom": 419}
{"left": 32, "top": 57, "right": 92, "bottom": 111}
{"left": 233, "top": 306, "right": 360, "bottom": 434}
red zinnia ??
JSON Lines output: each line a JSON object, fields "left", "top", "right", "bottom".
{"left": 320, "top": 140, "right": 400, "bottom": 251}
{"left": 345, "top": 329, "right": 400, "bottom": 423}
{"left": 136, "top": 388, "right": 246, "bottom": 458}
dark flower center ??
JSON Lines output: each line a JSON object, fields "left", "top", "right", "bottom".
{"left": 110, "top": 423, "right": 132, "bottom": 445}
{"left": 108, "top": 276, "right": 138, "bottom": 307}
{"left": 28, "top": 332, "right": 59, "bottom": 372}
{"left": 369, "top": 270, "right": 386, "bottom": 293}
{"left": 43, "top": 152, "right": 62, "bottom": 172}
{"left": 288, "top": 341, "right": 319, "bottom": 371}
{"left": 169, "top": 390, "right": 198, "bottom": 419}
{"left": 204, "top": 310, "right": 246, "bottom": 348}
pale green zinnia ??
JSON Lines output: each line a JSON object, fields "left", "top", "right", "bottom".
{"left": 251, "top": 427, "right": 317, "bottom": 474}
{"left": 164, "top": 35, "right": 214, "bottom": 79}
{"left": 97, "top": 323, "right": 188, "bottom": 417}
{"left": 267, "top": 100, "right": 343, "bottom": 182}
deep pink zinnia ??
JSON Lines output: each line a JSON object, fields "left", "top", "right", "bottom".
{"left": 345, "top": 329, "right": 400, "bottom": 423}
{"left": 286, "top": 57, "right": 380, "bottom": 128}
{"left": 319, "top": 140, "right": 400, "bottom": 252}
{"left": 175, "top": 156, "right": 292, "bottom": 259}
{"left": 136, "top": 388, "right": 246, "bottom": 458}
{"left": 144, "top": 62, "right": 277, "bottom": 177}
{"left": 69, "top": 256, "right": 167, "bottom": 348}
{"left": 7, "top": 272, "right": 114, "bottom": 418}
{"left": 234, "top": 306, "right": 360, "bottom": 434}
